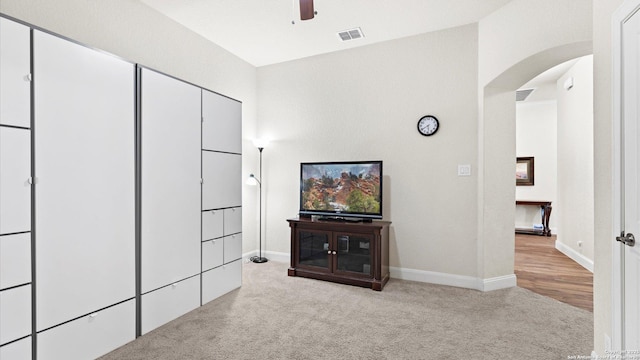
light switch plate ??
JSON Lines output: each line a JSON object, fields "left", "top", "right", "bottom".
{"left": 458, "top": 164, "right": 471, "bottom": 176}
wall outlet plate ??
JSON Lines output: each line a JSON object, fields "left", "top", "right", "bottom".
{"left": 458, "top": 164, "right": 471, "bottom": 176}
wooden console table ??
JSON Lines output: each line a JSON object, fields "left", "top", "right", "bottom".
{"left": 287, "top": 217, "right": 391, "bottom": 291}
{"left": 515, "top": 200, "right": 552, "bottom": 237}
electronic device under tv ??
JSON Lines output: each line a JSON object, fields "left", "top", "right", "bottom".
{"left": 299, "top": 161, "right": 383, "bottom": 222}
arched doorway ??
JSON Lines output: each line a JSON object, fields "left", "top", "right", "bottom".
{"left": 476, "top": 42, "right": 592, "bottom": 287}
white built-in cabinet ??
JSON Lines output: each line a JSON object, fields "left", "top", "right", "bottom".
{"left": 0, "top": 15, "right": 243, "bottom": 359}
{"left": 0, "top": 17, "right": 32, "bottom": 360}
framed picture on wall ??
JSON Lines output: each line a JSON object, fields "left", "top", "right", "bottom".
{"left": 516, "top": 157, "right": 534, "bottom": 186}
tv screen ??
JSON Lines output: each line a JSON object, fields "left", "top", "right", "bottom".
{"left": 299, "top": 161, "right": 383, "bottom": 220}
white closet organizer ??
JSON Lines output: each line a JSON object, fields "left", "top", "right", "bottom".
{"left": 0, "top": 17, "right": 32, "bottom": 360}
{"left": 0, "top": 13, "right": 243, "bottom": 359}
{"left": 33, "top": 29, "right": 135, "bottom": 359}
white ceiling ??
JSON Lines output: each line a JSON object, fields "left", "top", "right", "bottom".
{"left": 518, "top": 57, "right": 584, "bottom": 102}
{"left": 140, "top": 0, "right": 513, "bottom": 67}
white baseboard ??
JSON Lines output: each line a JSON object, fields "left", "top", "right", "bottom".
{"left": 246, "top": 250, "right": 517, "bottom": 292}
{"left": 555, "top": 240, "right": 594, "bottom": 273}
{"left": 390, "top": 266, "right": 516, "bottom": 292}
{"left": 482, "top": 274, "right": 518, "bottom": 291}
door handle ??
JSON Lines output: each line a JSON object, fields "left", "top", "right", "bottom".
{"left": 616, "top": 232, "right": 636, "bottom": 247}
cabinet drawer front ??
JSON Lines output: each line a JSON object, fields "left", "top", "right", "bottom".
{"left": 202, "top": 152, "right": 241, "bottom": 210}
{"left": 202, "top": 209, "right": 223, "bottom": 240}
{"left": 202, "top": 90, "right": 241, "bottom": 154}
{"left": 0, "top": 232, "right": 31, "bottom": 290}
{"left": 141, "top": 276, "right": 200, "bottom": 335}
{"left": 0, "top": 127, "right": 31, "bottom": 235}
{"left": 0, "top": 18, "right": 31, "bottom": 129}
{"left": 202, "top": 238, "right": 223, "bottom": 271}
{"left": 0, "top": 336, "right": 31, "bottom": 359}
{"left": 223, "top": 234, "right": 242, "bottom": 264}
{"left": 202, "top": 259, "right": 241, "bottom": 304}
{"left": 223, "top": 207, "right": 241, "bottom": 235}
{"left": 0, "top": 285, "right": 31, "bottom": 345}
{"left": 37, "top": 299, "right": 135, "bottom": 360}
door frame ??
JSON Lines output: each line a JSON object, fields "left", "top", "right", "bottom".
{"left": 612, "top": 0, "right": 640, "bottom": 350}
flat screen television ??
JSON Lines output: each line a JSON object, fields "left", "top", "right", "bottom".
{"left": 299, "top": 161, "right": 383, "bottom": 221}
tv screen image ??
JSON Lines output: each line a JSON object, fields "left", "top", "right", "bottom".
{"left": 299, "top": 161, "right": 383, "bottom": 220}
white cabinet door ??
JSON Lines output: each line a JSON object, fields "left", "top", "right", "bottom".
{"left": 0, "top": 18, "right": 30, "bottom": 128}
{"left": 223, "top": 234, "right": 242, "bottom": 264}
{"left": 141, "top": 275, "right": 200, "bottom": 335}
{"left": 224, "top": 207, "right": 242, "bottom": 235}
{"left": 202, "top": 90, "right": 241, "bottom": 153}
{"left": 0, "top": 127, "right": 30, "bottom": 235}
{"left": 37, "top": 299, "right": 135, "bottom": 360}
{"left": 34, "top": 30, "right": 135, "bottom": 331}
{"left": 201, "top": 259, "right": 242, "bottom": 304}
{"left": 202, "top": 238, "right": 223, "bottom": 272}
{"left": 202, "top": 209, "right": 223, "bottom": 241}
{"left": 140, "top": 68, "right": 201, "bottom": 293}
{"left": 0, "top": 232, "right": 31, "bottom": 290}
{"left": 202, "top": 152, "right": 241, "bottom": 210}
{"left": 0, "top": 285, "right": 31, "bottom": 345}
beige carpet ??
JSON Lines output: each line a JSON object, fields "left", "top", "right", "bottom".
{"left": 99, "top": 261, "right": 593, "bottom": 359}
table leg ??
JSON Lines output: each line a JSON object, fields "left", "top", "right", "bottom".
{"left": 541, "top": 205, "right": 552, "bottom": 236}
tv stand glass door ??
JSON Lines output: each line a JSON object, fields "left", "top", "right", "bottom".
{"left": 335, "top": 234, "right": 371, "bottom": 276}
{"left": 298, "top": 229, "right": 331, "bottom": 271}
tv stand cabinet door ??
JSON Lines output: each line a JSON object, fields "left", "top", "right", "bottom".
{"left": 332, "top": 231, "right": 374, "bottom": 279}
{"left": 293, "top": 228, "right": 332, "bottom": 273}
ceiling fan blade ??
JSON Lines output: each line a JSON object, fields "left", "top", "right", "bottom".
{"left": 300, "top": 0, "right": 315, "bottom": 20}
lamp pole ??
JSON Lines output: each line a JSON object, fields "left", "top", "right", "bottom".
{"left": 252, "top": 146, "right": 268, "bottom": 263}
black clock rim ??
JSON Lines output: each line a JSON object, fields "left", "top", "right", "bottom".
{"left": 417, "top": 115, "right": 439, "bottom": 136}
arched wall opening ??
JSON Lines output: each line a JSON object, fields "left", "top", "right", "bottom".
{"left": 477, "top": 41, "right": 593, "bottom": 285}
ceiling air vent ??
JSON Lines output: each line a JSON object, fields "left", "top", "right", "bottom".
{"left": 338, "top": 27, "right": 364, "bottom": 42}
{"left": 516, "top": 88, "right": 535, "bottom": 102}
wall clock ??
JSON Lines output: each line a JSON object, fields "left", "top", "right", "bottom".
{"left": 417, "top": 115, "right": 439, "bottom": 136}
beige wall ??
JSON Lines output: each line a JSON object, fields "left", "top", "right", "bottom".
{"left": 556, "top": 55, "right": 594, "bottom": 262}
{"left": 593, "top": 0, "right": 625, "bottom": 355}
{"left": 257, "top": 25, "right": 480, "bottom": 277}
{"left": 0, "top": 0, "right": 260, "bottom": 254}
{"left": 478, "top": 0, "right": 593, "bottom": 89}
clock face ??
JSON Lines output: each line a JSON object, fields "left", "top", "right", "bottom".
{"left": 417, "top": 115, "right": 439, "bottom": 136}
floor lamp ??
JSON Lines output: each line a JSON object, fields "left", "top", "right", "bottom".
{"left": 248, "top": 143, "right": 268, "bottom": 263}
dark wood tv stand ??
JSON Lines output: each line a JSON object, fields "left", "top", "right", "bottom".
{"left": 287, "top": 217, "right": 391, "bottom": 291}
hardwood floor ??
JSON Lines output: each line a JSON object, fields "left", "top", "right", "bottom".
{"left": 514, "top": 233, "right": 593, "bottom": 312}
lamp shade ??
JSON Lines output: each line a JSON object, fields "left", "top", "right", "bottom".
{"left": 246, "top": 174, "right": 260, "bottom": 186}
{"left": 253, "top": 138, "right": 269, "bottom": 149}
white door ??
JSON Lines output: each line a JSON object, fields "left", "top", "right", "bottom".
{"left": 620, "top": 1, "right": 640, "bottom": 349}
{"left": 33, "top": 30, "right": 135, "bottom": 331}
{"left": 140, "top": 67, "right": 201, "bottom": 293}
